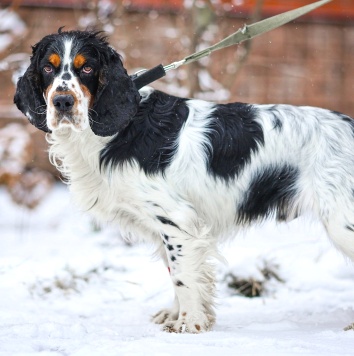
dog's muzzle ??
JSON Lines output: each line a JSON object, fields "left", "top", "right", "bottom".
{"left": 47, "top": 85, "right": 89, "bottom": 132}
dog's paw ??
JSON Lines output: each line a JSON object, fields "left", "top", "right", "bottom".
{"left": 162, "top": 312, "right": 215, "bottom": 333}
{"left": 152, "top": 308, "right": 179, "bottom": 324}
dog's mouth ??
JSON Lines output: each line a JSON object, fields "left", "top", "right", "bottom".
{"left": 55, "top": 113, "right": 76, "bottom": 128}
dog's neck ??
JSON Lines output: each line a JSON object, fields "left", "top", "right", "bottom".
{"left": 47, "top": 128, "right": 110, "bottom": 182}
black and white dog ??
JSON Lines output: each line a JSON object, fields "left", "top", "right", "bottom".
{"left": 14, "top": 30, "right": 354, "bottom": 333}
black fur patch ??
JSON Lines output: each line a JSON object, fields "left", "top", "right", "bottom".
{"left": 57, "top": 85, "right": 69, "bottom": 92}
{"left": 346, "top": 225, "right": 354, "bottom": 232}
{"left": 273, "top": 116, "right": 283, "bottom": 131}
{"left": 333, "top": 111, "right": 354, "bottom": 137}
{"left": 266, "top": 106, "right": 283, "bottom": 131}
{"left": 238, "top": 165, "right": 299, "bottom": 223}
{"left": 206, "top": 103, "right": 264, "bottom": 180}
{"left": 61, "top": 72, "right": 71, "bottom": 80}
{"left": 100, "top": 90, "right": 189, "bottom": 174}
{"left": 156, "top": 216, "right": 179, "bottom": 229}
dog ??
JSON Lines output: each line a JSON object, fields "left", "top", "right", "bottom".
{"left": 14, "top": 29, "right": 354, "bottom": 333}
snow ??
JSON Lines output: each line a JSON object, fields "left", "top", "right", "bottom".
{"left": 1, "top": 184, "right": 354, "bottom": 355}
{"left": 0, "top": 9, "right": 26, "bottom": 53}
{"left": 0, "top": 123, "right": 31, "bottom": 176}
{"left": 197, "top": 69, "right": 230, "bottom": 101}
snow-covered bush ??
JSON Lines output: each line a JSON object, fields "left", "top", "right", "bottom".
{"left": 0, "top": 123, "right": 53, "bottom": 209}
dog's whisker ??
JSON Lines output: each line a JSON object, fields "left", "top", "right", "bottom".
{"left": 29, "top": 106, "right": 47, "bottom": 115}
{"left": 88, "top": 109, "right": 104, "bottom": 125}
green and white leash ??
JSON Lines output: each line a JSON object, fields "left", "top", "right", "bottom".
{"left": 131, "top": 0, "right": 332, "bottom": 90}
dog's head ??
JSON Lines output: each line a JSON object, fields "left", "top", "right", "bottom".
{"left": 14, "top": 29, "right": 140, "bottom": 137}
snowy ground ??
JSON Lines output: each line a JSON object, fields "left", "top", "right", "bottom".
{"left": 1, "top": 184, "right": 354, "bottom": 355}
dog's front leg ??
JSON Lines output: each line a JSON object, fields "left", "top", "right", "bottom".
{"left": 152, "top": 295, "right": 180, "bottom": 324}
{"left": 156, "top": 227, "right": 216, "bottom": 333}
{"left": 152, "top": 244, "right": 180, "bottom": 324}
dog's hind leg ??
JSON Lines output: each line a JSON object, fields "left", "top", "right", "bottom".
{"left": 325, "top": 207, "right": 354, "bottom": 331}
{"left": 328, "top": 227, "right": 354, "bottom": 261}
{"left": 325, "top": 210, "right": 354, "bottom": 261}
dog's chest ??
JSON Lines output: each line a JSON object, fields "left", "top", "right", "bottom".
{"left": 50, "top": 130, "right": 237, "bottom": 240}
{"left": 70, "top": 161, "right": 159, "bottom": 226}
{"left": 50, "top": 132, "right": 150, "bottom": 226}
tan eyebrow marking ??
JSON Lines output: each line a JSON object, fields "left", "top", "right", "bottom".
{"left": 74, "top": 54, "right": 86, "bottom": 69}
{"left": 49, "top": 53, "right": 61, "bottom": 68}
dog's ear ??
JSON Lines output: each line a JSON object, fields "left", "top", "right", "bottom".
{"left": 14, "top": 45, "right": 50, "bottom": 133}
{"left": 91, "top": 48, "right": 140, "bottom": 137}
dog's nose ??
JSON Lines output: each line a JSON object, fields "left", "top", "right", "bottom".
{"left": 53, "top": 94, "right": 74, "bottom": 113}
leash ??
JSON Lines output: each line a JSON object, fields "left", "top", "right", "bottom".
{"left": 131, "top": 0, "right": 332, "bottom": 90}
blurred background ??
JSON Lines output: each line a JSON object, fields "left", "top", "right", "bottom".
{"left": 0, "top": 0, "right": 353, "bottom": 209}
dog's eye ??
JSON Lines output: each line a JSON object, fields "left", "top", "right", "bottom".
{"left": 82, "top": 66, "right": 93, "bottom": 74}
{"left": 43, "top": 65, "right": 53, "bottom": 74}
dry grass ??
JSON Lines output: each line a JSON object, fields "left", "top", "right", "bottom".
{"left": 226, "top": 260, "right": 284, "bottom": 298}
